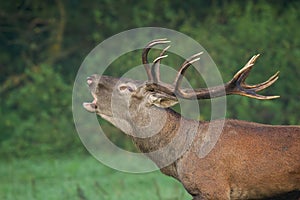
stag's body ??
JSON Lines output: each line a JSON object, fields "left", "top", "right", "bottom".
{"left": 83, "top": 39, "right": 300, "bottom": 199}
{"left": 130, "top": 105, "right": 300, "bottom": 200}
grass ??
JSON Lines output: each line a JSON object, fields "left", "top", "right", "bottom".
{"left": 0, "top": 155, "right": 191, "bottom": 200}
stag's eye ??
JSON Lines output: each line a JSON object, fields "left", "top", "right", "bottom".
{"left": 119, "top": 85, "right": 128, "bottom": 91}
{"left": 127, "top": 87, "right": 134, "bottom": 92}
{"left": 119, "top": 85, "right": 134, "bottom": 92}
{"left": 118, "top": 83, "right": 136, "bottom": 93}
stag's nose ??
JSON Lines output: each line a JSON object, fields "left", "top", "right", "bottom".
{"left": 87, "top": 76, "right": 94, "bottom": 85}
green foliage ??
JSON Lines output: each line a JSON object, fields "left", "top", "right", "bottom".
{"left": 0, "top": 65, "right": 82, "bottom": 157}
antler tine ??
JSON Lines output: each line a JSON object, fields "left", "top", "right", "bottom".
{"left": 231, "top": 54, "right": 259, "bottom": 83}
{"left": 174, "top": 52, "right": 203, "bottom": 92}
{"left": 242, "top": 71, "right": 280, "bottom": 90}
{"left": 226, "top": 54, "right": 280, "bottom": 100}
{"left": 231, "top": 71, "right": 280, "bottom": 100}
{"left": 151, "top": 45, "right": 170, "bottom": 83}
{"left": 151, "top": 54, "right": 169, "bottom": 83}
{"left": 142, "top": 39, "right": 170, "bottom": 81}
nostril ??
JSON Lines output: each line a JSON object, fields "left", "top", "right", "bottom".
{"left": 91, "top": 103, "right": 97, "bottom": 109}
{"left": 87, "top": 77, "right": 93, "bottom": 85}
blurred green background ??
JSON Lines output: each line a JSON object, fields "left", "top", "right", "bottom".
{"left": 1, "top": 1, "right": 299, "bottom": 199}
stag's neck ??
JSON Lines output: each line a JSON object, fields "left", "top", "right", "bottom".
{"left": 130, "top": 107, "right": 202, "bottom": 178}
{"left": 131, "top": 108, "right": 181, "bottom": 151}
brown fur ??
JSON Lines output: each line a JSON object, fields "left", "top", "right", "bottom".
{"left": 133, "top": 109, "right": 300, "bottom": 200}
{"left": 83, "top": 75, "right": 300, "bottom": 200}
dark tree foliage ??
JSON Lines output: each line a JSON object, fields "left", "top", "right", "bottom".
{"left": 0, "top": 0, "right": 299, "bottom": 157}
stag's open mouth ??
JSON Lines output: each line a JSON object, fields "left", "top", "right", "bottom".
{"left": 83, "top": 99, "right": 97, "bottom": 113}
{"left": 83, "top": 76, "right": 98, "bottom": 113}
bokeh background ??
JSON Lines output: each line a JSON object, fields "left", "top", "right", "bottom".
{"left": 1, "top": 1, "right": 299, "bottom": 199}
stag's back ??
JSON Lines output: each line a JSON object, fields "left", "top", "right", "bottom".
{"left": 177, "top": 120, "right": 300, "bottom": 199}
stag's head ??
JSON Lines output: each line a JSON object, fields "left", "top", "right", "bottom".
{"left": 83, "top": 39, "right": 279, "bottom": 135}
{"left": 82, "top": 72, "right": 180, "bottom": 135}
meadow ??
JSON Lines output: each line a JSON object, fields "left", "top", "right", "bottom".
{"left": 0, "top": 155, "right": 191, "bottom": 200}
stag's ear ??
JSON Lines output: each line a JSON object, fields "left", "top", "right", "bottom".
{"left": 148, "top": 93, "right": 178, "bottom": 108}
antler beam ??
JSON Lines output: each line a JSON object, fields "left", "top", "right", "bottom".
{"left": 143, "top": 39, "right": 279, "bottom": 100}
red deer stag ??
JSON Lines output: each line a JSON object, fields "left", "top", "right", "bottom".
{"left": 83, "top": 39, "right": 300, "bottom": 200}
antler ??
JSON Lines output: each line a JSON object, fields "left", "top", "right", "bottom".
{"left": 143, "top": 39, "right": 280, "bottom": 100}
{"left": 142, "top": 38, "right": 170, "bottom": 82}
{"left": 223, "top": 54, "right": 280, "bottom": 99}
